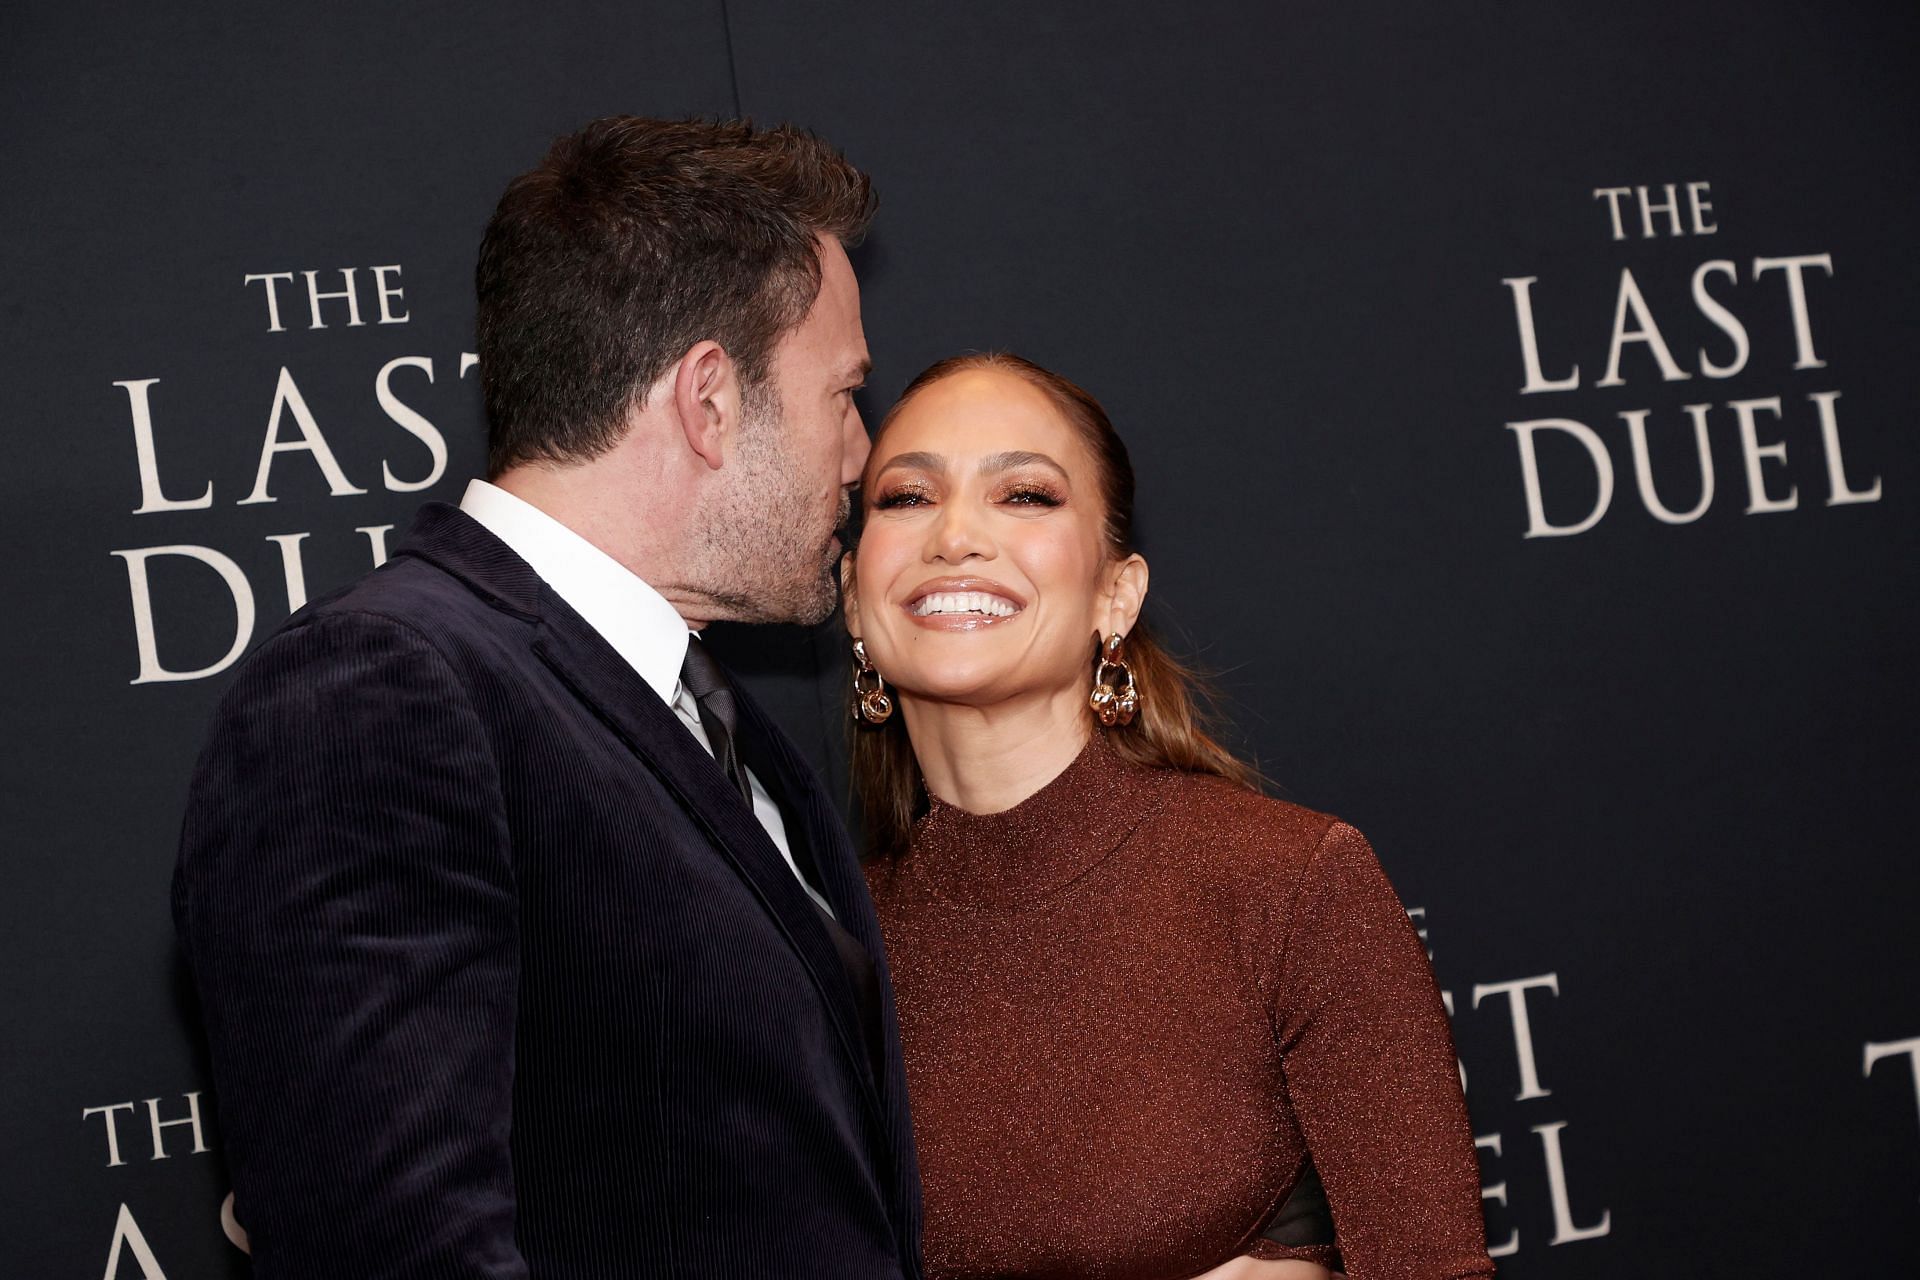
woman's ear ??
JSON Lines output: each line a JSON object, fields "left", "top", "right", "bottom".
{"left": 1103, "top": 553, "right": 1149, "bottom": 639}
{"left": 672, "top": 340, "right": 739, "bottom": 470}
{"left": 840, "top": 551, "right": 861, "bottom": 635}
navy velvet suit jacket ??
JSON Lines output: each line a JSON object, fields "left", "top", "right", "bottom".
{"left": 173, "top": 503, "right": 924, "bottom": 1279}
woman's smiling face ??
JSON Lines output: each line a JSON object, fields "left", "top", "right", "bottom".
{"left": 849, "top": 366, "right": 1140, "bottom": 710}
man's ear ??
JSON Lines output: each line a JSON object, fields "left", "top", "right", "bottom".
{"left": 840, "top": 551, "right": 861, "bottom": 634}
{"left": 671, "top": 340, "right": 739, "bottom": 470}
{"left": 1103, "top": 553, "right": 1149, "bottom": 639}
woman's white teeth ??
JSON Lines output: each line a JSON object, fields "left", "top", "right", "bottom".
{"left": 913, "top": 591, "right": 1018, "bottom": 617}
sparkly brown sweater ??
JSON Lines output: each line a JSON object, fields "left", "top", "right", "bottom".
{"left": 866, "top": 735, "right": 1494, "bottom": 1280}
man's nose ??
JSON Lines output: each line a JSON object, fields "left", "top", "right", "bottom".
{"left": 841, "top": 409, "right": 871, "bottom": 486}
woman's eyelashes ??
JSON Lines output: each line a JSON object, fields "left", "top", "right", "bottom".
{"left": 871, "top": 478, "right": 1066, "bottom": 512}
{"left": 998, "top": 482, "right": 1064, "bottom": 508}
{"left": 872, "top": 481, "right": 934, "bottom": 510}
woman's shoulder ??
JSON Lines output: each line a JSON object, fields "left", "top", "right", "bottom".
{"left": 1144, "top": 770, "right": 1402, "bottom": 982}
{"left": 1151, "top": 767, "right": 1368, "bottom": 884}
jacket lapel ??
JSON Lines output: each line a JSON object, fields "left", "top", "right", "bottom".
{"left": 731, "top": 688, "right": 872, "bottom": 941}
{"left": 391, "top": 504, "right": 884, "bottom": 1122}
{"left": 529, "top": 595, "right": 885, "bottom": 1109}
{"left": 730, "top": 679, "right": 922, "bottom": 1250}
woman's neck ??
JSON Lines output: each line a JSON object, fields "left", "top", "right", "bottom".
{"left": 899, "top": 686, "right": 1092, "bottom": 815}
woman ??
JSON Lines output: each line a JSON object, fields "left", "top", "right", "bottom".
{"left": 844, "top": 353, "right": 1494, "bottom": 1280}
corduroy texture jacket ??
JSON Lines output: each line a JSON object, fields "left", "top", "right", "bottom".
{"left": 174, "top": 502, "right": 923, "bottom": 1279}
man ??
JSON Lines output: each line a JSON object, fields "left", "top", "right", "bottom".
{"left": 173, "top": 117, "right": 921, "bottom": 1279}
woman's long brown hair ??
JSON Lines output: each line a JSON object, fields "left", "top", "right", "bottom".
{"left": 850, "top": 352, "right": 1260, "bottom": 857}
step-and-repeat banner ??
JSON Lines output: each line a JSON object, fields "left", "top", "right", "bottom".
{"left": 5, "top": 3, "right": 1914, "bottom": 1275}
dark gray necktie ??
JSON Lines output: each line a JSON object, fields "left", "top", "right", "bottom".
{"left": 679, "top": 640, "right": 754, "bottom": 808}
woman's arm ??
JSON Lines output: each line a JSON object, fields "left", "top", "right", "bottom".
{"left": 1268, "top": 822, "right": 1496, "bottom": 1280}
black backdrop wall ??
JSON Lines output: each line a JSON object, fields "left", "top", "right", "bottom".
{"left": 5, "top": 3, "right": 1915, "bottom": 1276}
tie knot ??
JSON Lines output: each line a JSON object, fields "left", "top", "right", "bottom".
{"left": 680, "top": 640, "right": 736, "bottom": 728}
{"left": 679, "top": 640, "right": 751, "bottom": 807}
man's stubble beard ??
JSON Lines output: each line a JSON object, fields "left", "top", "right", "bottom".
{"left": 690, "top": 390, "right": 847, "bottom": 626}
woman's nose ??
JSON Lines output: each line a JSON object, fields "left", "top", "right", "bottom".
{"left": 925, "top": 497, "right": 993, "bottom": 564}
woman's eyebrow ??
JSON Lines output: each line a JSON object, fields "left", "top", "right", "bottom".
{"left": 871, "top": 450, "right": 1069, "bottom": 479}
{"left": 872, "top": 450, "right": 944, "bottom": 475}
{"left": 979, "top": 450, "right": 1068, "bottom": 479}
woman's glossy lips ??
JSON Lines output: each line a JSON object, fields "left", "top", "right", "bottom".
{"left": 902, "top": 578, "right": 1025, "bottom": 628}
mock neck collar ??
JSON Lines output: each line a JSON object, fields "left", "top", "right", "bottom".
{"left": 907, "top": 732, "right": 1175, "bottom": 909}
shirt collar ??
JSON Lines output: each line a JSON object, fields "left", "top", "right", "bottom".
{"left": 458, "top": 478, "right": 691, "bottom": 706}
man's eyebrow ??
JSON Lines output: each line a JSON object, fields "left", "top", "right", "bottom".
{"left": 842, "top": 357, "right": 873, "bottom": 383}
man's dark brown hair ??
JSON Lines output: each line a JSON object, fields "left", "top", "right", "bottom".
{"left": 475, "top": 116, "right": 876, "bottom": 478}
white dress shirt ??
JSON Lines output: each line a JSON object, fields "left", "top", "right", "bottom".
{"left": 459, "top": 479, "right": 831, "bottom": 915}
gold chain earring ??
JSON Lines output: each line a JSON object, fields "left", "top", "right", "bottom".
{"left": 1089, "top": 632, "right": 1139, "bottom": 727}
{"left": 851, "top": 638, "right": 894, "bottom": 725}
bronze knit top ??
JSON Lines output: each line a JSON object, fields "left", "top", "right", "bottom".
{"left": 866, "top": 735, "right": 1495, "bottom": 1280}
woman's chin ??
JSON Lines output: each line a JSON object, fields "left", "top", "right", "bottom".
{"left": 877, "top": 631, "right": 1075, "bottom": 712}
{"left": 895, "top": 683, "right": 1001, "bottom": 710}
{"left": 891, "top": 667, "right": 1033, "bottom": 711}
